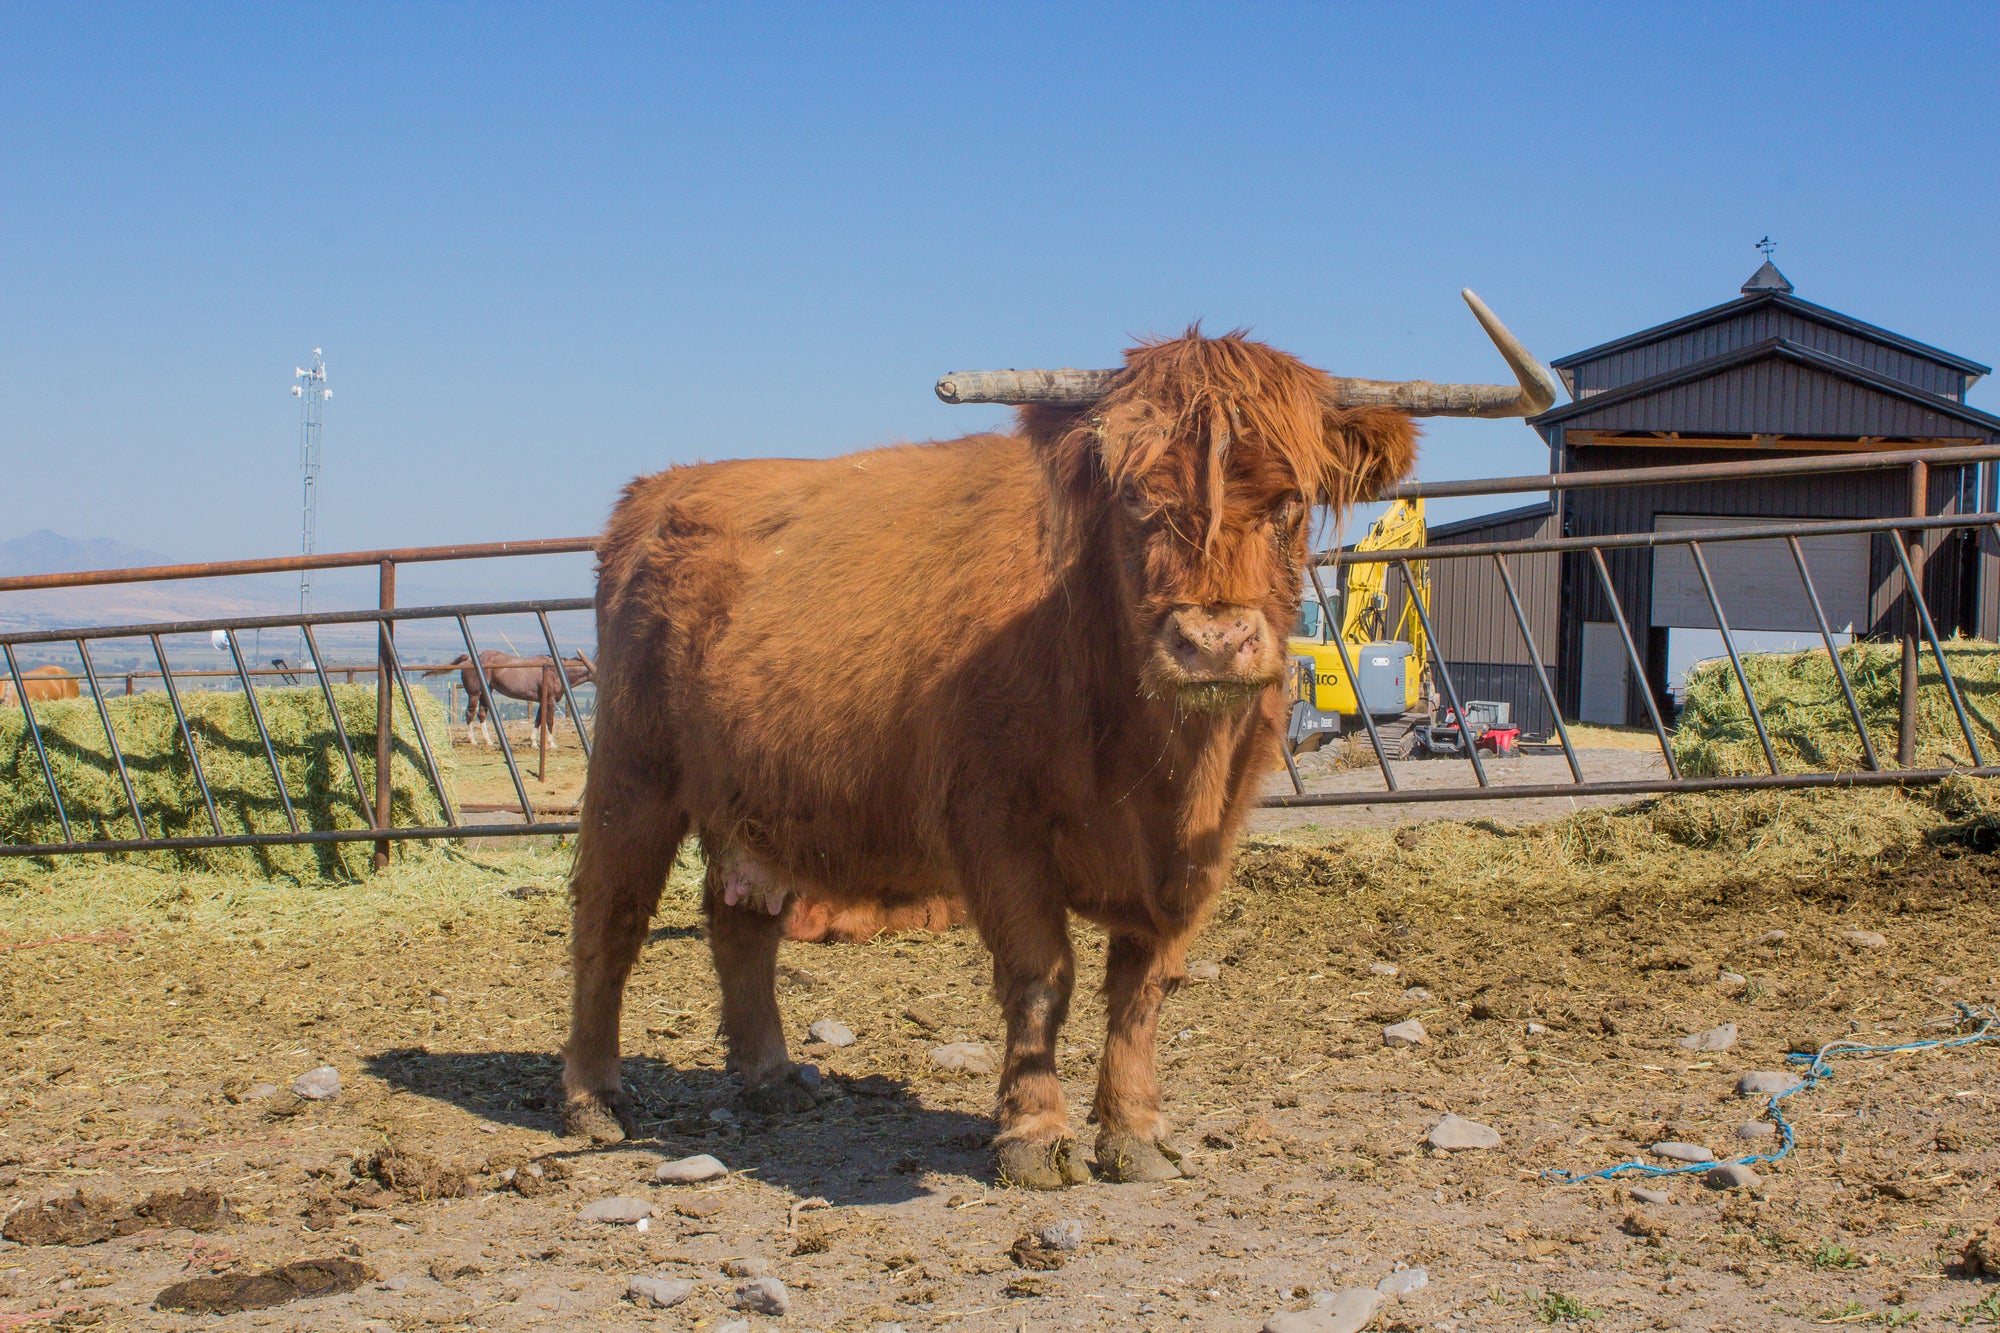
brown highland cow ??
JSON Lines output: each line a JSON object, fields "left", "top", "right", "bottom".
{"left": 563, "top": 302, "right": 1554, "bottom": 1188}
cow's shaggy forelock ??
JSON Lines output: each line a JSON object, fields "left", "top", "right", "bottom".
{"left": 1024, "top": 328, "right": 1419, "bottom": 550}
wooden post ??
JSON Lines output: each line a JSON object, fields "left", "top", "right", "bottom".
{"left": 1899, "top": 461, "right": 1927, "bottom": 768}
{"left": 374, "top": 558, "right": 396, "bottom": 870}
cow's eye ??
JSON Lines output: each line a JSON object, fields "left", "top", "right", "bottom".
{"left": 1120, "top": 486, "right": 1151, "bottom": 522}
{"left": 1276, "top": 499, "right": 1306, "bottom": 532}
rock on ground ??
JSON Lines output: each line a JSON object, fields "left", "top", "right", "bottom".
{"left": 655, "top": 1154, "right": 728, "bottom": 1184}
{"left": 1263, "top": 1287, "right": 1384, "bottom": 1333}
{"left": 1707, "top": 1162, "right": 1762, "bottom": 1190}
{"left": 1630, "top": 1187, "right": 1672, "bottom": 1205}
{"left": 1377, "top": 1265, "right": 1428, "bottom": 1296}
{"left": 1039, "top": 1219, "right": 1084, "bottom": 1251}
{"left": 1738, "top": 1071, "right": 1804, "bottom": 1096}
{"left": 1425, "top": 1114, "right": 1501, "bottom": 1151}
{"left": 721, "top": 1256, "right": 770, "bottom": 1278}
{"left": 1650, "top": 1141, "right": 1715, "bottom": 1164}
{"left": 579, "top": 1197, "right": 655, "bottom": 1224}
{"left": 807, "top": 1018, "right": 855, "bottom": 1047}
{"left": 291, "top": 1066, "right": 341, "bottom": 1101}
{"left": 729, "top": 1276, "right": 791, "bottom": 1315}
{"left": 928, "top": 1042, "right": 995, "bottom": 1074}
{"left": 1368, "top": 962, "right": 1400, "bottom": 977}
{"left": 1845, "top": 929, "right": 1888, "bottom": 949}
{"left": 1382, "top": 1019, "right": 1427, "bottom": 1047}
{"left": 1735, "top": 1120, "right": 1777, "bottom": 1141}
{"left": 1185, "top": 959, "right": 1222, "bottom": 981}
{"left": 626, "top": 1275, "right": 693, "bottom": 1308}
{"left": 1677, "top": 1022, "right": 1738, "bottom": 1052}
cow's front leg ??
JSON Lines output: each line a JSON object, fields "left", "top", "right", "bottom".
{"left": 1092, "top": 931, "right": 1187, "bottom": 1182}
{"left": 705, "top": 863, "right": 816, "bottom": 1115}
{"left": 980, "top": 907, "right": 1087, "bottom": 1189}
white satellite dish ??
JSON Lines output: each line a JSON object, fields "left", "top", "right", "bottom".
{"left": 210, "top": 630, "right": 229, "bottom": 652}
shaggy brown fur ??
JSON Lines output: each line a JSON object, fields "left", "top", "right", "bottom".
{"left": 784, "top": 896, "right": 968, "bottom": 944}
{"left": 562, "top": 330, "right": 1417, "bottom": 1187}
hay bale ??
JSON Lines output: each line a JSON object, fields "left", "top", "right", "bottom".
{"left": 1673, "top": 639, "right": 2000, "bottom": 777}
{"left": 0, "top": 684, "right": 455, "bottom": 875}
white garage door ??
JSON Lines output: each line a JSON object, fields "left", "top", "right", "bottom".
{"left": 1650, "top": 515, "right": 1870, "bottom": 634}
{"left": 1579, "top": 621, "right": 1630, "bottom": 725}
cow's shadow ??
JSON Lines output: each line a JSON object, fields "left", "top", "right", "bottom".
{"left": 362, "top": 1047, "right": 995, "bottom": 1206}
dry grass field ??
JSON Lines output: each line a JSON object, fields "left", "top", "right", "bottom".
{"left": 3, "top": 780, "right": 1999, "bottom": 1330}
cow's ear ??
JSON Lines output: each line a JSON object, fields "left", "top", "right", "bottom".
{"left": 1319, "top": 406, "right": 1419, "bottom": 509}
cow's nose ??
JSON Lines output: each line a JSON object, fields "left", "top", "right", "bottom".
{"left": 1163, "top": 605, "right": 1270, "bottom": 677}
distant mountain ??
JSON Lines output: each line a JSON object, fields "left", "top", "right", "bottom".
{"left": 0, "top": 529, "right": 173, "bottom": 577}
{"left": 0, "top": 529, "right": 299, "bottom": 637}
{"left": 0, "top": 532, "right": 590, "bottom": 665}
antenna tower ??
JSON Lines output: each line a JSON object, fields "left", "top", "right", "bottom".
{"left": 291, "top": 349, "right": 331, "bottom": 653}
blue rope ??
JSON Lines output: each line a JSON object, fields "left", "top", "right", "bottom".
{"left": 1543, "top": 1002, "right": 1999, "bottom": 1185}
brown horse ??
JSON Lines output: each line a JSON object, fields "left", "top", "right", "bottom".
{"left": 425, "top": 651, "right": 593, "bottom": 749}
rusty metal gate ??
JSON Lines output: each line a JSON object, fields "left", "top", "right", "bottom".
{"left": 5, "top": 446, "right": 1999, "bottom": 860}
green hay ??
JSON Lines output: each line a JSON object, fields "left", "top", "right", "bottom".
{"left": 1672, "top": 638, "right": 2000, "bottom": 777}
{"left": 0, "top": 684, "right": 455, "bottom": 877}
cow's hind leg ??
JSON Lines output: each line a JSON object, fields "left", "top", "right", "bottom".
{"left": 1091, "top": 932, "right": 1188, "bottom": 1182}
{"left": 705, "top": 860, "right": 816, "bottom": 1115}
{"left": 976, "top": 901, "right": 1086, "bottom": 1190}
{"left": 561, "top": 771, "right": 686, "bottom": 1143}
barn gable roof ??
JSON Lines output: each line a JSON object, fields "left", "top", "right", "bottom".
{"left": 1427, "top": 500, "right": 1554, "bottom": 542}
{"left": 1551, "top": 279, "right": 1989, "bottom": 401}
{"left": 1533, "top": 337, "right": 2000, "bottom": 442}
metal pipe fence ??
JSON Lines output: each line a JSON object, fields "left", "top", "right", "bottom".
{"left": 6, "top": 446, "right": 2000, "bottom": 859}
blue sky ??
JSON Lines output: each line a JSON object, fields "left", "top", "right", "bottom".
{"left": 5, "top": 3, "right": 1998, "bottom": 583}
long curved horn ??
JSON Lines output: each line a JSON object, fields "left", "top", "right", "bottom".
{"left": 934, "top": 289, "right": 1561, "bottom": 419}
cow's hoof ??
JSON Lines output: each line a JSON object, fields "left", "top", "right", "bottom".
{"left": 994, "top": 1137, "right": 1089, "bottom": 1190}
{"left": 1094, "top": 1133, "right": 1184, "bottom": 1183}
{"left": 560, "top": 1088, "right": 635, "bottom": 1144}
{"left": 741, "top": 1069, "right": 818, "bottom": 1116}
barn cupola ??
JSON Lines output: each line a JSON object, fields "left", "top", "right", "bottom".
{"left": 1740, "top": 258, "right": 1793, "bottom": 294}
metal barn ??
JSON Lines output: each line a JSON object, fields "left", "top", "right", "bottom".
{"left": 1424, "top": 260, "right": 2000, "bottom": 731}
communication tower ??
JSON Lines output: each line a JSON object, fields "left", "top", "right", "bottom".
{"left": 291, "top": 349, "right": 331, "bottom": 652}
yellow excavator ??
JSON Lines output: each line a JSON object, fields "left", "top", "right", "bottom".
{"left": 1285, "top": 497, "right": 1432, "bottom": 756}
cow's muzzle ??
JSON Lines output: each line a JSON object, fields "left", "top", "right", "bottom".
{"left": 1149, "top": 605, "right": 1282, "bottom": 710}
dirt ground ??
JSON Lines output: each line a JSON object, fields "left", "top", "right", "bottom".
{"left": 3, "top": 784, "right": 1999, "bottom": 1332}
{"left": 446, "top": 725, "right": 587, "bottom": 813}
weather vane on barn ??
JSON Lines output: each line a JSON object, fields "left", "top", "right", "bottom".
{"left": 1756, "top": 236, "right": 1777, "bottom": 259}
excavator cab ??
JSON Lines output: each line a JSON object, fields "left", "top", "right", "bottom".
{"left": 1285, "top": 498, "right": 1430, "bottom": 753}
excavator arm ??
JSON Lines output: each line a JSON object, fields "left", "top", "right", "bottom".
{"left": 1287, "top": 498, "right": 1429, "bottom": 729}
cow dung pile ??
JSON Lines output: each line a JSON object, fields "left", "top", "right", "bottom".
{"left": 0, "top": 684, "right": 453, "bottom": 875}
{"left": 1674, "top": 638, "right": 2000, "bottom": 777}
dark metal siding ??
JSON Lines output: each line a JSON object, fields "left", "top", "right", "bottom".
{"left": 1553, "top": 445, "right": 1979, "bottom": 725}
{"left": 1426, "top": 506, "right": 1561, "bottom": 737}
{"left": 1569, "top": 308, "right": 1968, "bottom": 400}
{"left": 1561, "top": 357, "right": 1984, "bottom": 439}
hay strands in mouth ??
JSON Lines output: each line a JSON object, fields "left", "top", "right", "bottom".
{"left": 1541, "top": 1001, "right": 2000, "bottom": 1185}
